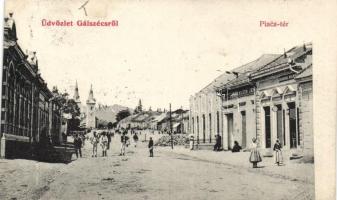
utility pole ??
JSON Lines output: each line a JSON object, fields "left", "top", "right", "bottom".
{"left": 180, "top": 106, "right": 184, "bottom": 134}
{"left": 170, "top": 103, "right": 173, "bottom": 149}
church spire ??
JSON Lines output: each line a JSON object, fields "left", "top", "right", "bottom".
{"left": 74, "top": 80, "right": 81, "bottom": 103}
{"left": 86, "top": 84, "right": 96, "bottom": 104}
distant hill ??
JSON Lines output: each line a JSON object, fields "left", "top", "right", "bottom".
{"left": 95, "top": 104, "right": 132, "bottom": 125}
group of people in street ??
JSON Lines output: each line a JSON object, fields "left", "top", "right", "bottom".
{"left": 72, "top": 128, "right": 283, "bottom": 167}
{"left": 249, "top": 138, "right": 283, "bottom": 168}
{"left": 188, "top": 133, "right": 283, "bottom": 169}
{"left": 71, "top": 128, "right": 155, "bottom": 159}
{"left": 90, "top": 131, "right": 114, "bottom": 157}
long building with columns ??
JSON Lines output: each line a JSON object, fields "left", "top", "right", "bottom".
{"left": 189, "top": 43, "right": 313, "bottom": 161}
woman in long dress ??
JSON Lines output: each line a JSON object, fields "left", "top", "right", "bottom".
{"left": 249, "top": 138, "right": 262, "bottom": 168}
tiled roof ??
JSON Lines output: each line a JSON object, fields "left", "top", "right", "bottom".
{"left": 295, "top": 64, "right": 312, "bottom": 79}
{"left": 224, "top": 54, "right": 280, "bottom": 88}
{"left": 198, "top": 54, "right": 280, "bottom": 93}
{"left": 251, "top": 43, "right": 312, "bottom": 79}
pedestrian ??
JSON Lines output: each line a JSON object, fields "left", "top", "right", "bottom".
{"left": 213, "top": 134, "right": 222, "bottom": 151}
{"left": 119, "top": 132, "right": 129, "bottom": 156}
{"left": 148, "top": 137, "right": 154, "bottom": 157}
{"left": 232, "top": 141, "right": 242, "bottom": 152}
{"left": 249, "top": 138, "right": 262, "bottom": 168}
{"left": 101, "top": 132, "right": 108, "bottom": 157}
{"left": 74, "top": 134, "right": 82, "bottom": 158}
{"left": 273, "top": 139, "right": 283, "bottom": 166}
{"left": 107, "top": 131, "right": 111, "bottom": 150}
{"left": 133, "top": 133, "right": 139, "bottom": 147}
{"left": 90, "top": 131, "right": 99, "bottom": 157}
{"left": 189, "top": 134, "right": 194, "bottom": 150}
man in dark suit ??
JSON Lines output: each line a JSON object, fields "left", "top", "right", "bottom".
{"left": 148, "top": 137, "right": 154, "bottom": 157}
{"left": 74, "top": 134, "right": 82, "bottom": 158}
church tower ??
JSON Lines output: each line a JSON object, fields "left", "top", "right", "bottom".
{"left": 73, "top": 81, "right": 81, "bottom": 109}
{"left": 86, "top": 84, "right": 96, "bottom": 128}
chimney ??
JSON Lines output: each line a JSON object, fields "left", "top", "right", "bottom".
{"left": 303, "top": 43, "right": 307, "bottom": 51}
{"left": 283, "top": 48, "right": 287, "bottom": 58}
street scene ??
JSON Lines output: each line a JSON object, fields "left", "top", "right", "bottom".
{"left": 0, "top": 130, "right": 314, "bottom": 200}
{"left": 0, "top": 1, "right": 316, "bottom": 200}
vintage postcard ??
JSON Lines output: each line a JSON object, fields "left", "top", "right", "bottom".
{"left": 0, "top": 0, "right": 336, "bottom": 199}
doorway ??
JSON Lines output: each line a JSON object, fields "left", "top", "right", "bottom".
{"left": 264, "top": 106, "right": 271, "bottom": 148}
{"left": 241, "top": 111, "right": 246, "bottom": 148}
{"left": 209, "top": 113, "right": 212, "bottom": 143}
{"left": 276, "top": 105, "right": 283, "bottom": 146}
{"left": 226, "top": 113, "right": 233, "bottom": 149}
{"left": 202, "top": 114, "right": 205, "bottom": 143}
{"left": 288, "top": 102, "right": 297, "bottom": 148}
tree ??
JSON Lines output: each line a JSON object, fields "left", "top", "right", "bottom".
{"left": 116, "top": 109, "right": 131, "bottom": 122}
{"left": 52, "top": 87, "right": 80, "bottom": 118}
{"left": 63, "top": 99, "right": 81, "bottom": 118}
{"left": 67, "top": 118, "right": 81, "bottom": 131}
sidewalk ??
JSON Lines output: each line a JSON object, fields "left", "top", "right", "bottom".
{"left": 159, "top": 146, "right": 314, "bottom": 185}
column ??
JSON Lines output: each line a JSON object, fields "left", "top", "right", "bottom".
{"left": 0, "top": 66, "right": 8, "bottom": 158}
{"left": 271, "top": 104, "right": 278, "bottom": 145}
{"left": 222, "top": 113, "right": 228, "bottom": 150}
{"left": 283, "top": 102, "right": 290, "bottom": 150}
{"left": 260, "top": 106, "right": 265, "bottom": 148}
{"left": 30, "top": 85, "right": 34, "bottom": 143}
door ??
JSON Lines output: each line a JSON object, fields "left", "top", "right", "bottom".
{"left": 276, "top": 105, "right": 283, "bottom": 146}
{"left": 227, "top": 113, "right": 233, "bottom": 149}
{"left": 202, "top": 114, "right": 205, "bottom": 143}
{"left": 241, "top": 111, "right": 246, "bottom": 148}
{"left": 288, "top": 102, "right": 297, "bottom": 148}
{"left": 209, "top": 113, "right": 212, "bottom": 143}
{"left": 264, "top": 106, "right": 271, "bottom": 148}
{"left": 196, "top": 116, "right": 199, "bottom": 143}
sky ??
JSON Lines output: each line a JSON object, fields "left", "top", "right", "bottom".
{"left": 4, "top": 0, "right": 315, "bottom": 110}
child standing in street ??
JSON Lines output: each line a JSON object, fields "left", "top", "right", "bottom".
{"left": 249, "top": 138, "right": 262, "bottom": 168}
{"left": 148, "top": 137, "right": 154, "bottom": 157}
{"left": 273, "top": 139, "right": 283, "bottom": 166}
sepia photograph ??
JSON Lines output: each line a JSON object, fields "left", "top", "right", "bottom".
{"left": 0, "top": 0, "right": 335, "bottom": 200}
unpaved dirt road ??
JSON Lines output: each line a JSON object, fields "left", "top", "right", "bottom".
{"left": 0, "top": 136, "right": 314, "bottom": 200}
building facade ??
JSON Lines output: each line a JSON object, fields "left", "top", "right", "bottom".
{"left": 250, "top": 44, "right": 312, "bottom": 153}
{"left": 220, "top": 54, "right": 279, "bottom": 150}
{"left": 0, "top": 13, "right": 62, "bottom": 158}
{"left": 189, "top": 76, "right": 229, "bottom": 147}
{"left": 295, "top": 65, "right": 313, "bottom": 161}
{"left": 189, "top": 43, "right": 313, "bottom": 160}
